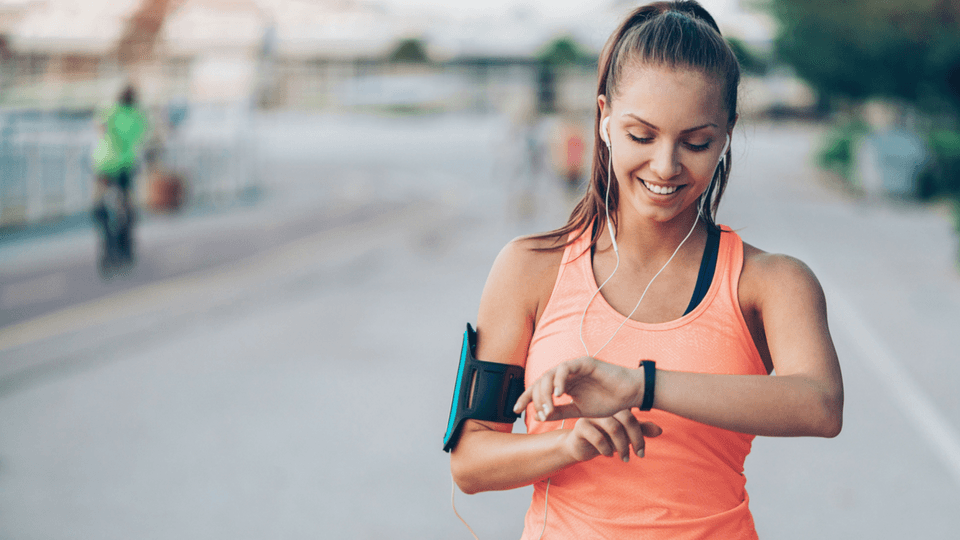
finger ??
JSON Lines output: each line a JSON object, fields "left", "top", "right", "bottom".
{"left": 545, "top": 403, "right": 583, "bottom": 421}
{"left": 580, "top": 420, "right": 615, "bottom": 458}
{"left": 595, "top": 417, "right": 631, "bottom": 462}
{"left": 640, "top": 421, "right": 663, "bottom": 438}
{"left": 513, "top": 387, "right": 533, "bottom": 414}
{"left": 524, "top": 373, "right": 544, "bottom": 419}
{"left": 553, "top": 363, "right": 570, "bottom": 398}
{"left": 540, "top": 372, "right": 559, "bottom": 418}
{"left": 533, "top": 373, "right": 555, "bottom": 421}
{"left": 613, "top": 410, "right": 647, "bottom": 458}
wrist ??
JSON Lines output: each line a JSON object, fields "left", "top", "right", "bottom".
{"left": 555, "top": 426, "right": 585, "bottom": 464}
{"left": 637, "top": 360, "right": 657, "bottom": 411}
{"left": 628, "top": 366, "right": 646, "bottom": 409}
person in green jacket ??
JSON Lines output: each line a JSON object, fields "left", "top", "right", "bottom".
{"left": 92, "top": 85, "right": 148, "bottom": 271}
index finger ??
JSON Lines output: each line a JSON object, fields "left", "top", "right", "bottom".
{"left": 513, "top": 386, "right": 532, "bottom": 414}
{"left": 552, "top": 363, "right": 571, "bottom": 398}
{"left": 513, "top": 369, "right": 551, "bottom": 415}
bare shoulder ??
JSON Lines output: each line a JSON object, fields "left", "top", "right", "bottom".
{"left": 485, "top": 233, "right": 566, "bottom": 308}
{"left": 475, "top": 232, "right": 567, "bottom": 366}
{"left": 500, "top": 233, "right": 566, "bottom": 273}
{"left": 740, "top": 241, "right": 826, "bottom": 310}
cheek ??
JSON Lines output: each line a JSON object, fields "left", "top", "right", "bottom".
{"left": 685, "top": 152, "right": 723, "bottom": 181}
{"left": 613, "top": 151, "right": 717, "bottom": 184}
{"left": 610, "top": 147, "right": 644, "bottom": 177}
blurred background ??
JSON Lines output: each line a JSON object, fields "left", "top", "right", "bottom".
{"left": 0, "top": 0, "right": 959, "bottom": 538}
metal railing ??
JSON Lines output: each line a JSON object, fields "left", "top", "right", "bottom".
{"left": 0, "top": 108, "right": 259, "bottom": 228}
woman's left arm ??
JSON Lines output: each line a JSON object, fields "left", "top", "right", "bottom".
{"left": 656, "top": 252, "right": 843, "bottom": 437}
{"left": 516, "top": 253, "right": 844, "bottom": 438}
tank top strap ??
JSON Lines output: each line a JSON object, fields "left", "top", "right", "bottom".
{"left": 545, "top": 228, "right": 594, "bottom": 310}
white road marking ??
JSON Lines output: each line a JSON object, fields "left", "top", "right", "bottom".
{"left": 828, "top": 283, "right": 960, "bottom": 487}
{"left": 1, "top": 272, "right": 67, "bottom": 309}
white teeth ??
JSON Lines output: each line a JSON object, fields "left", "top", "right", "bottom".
{"left": 643, "top": 181, "right": 678, "bottom": 195}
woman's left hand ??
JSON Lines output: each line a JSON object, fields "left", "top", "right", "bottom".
{"left": 514, "top": 356, "right": 646, "bottom": 421}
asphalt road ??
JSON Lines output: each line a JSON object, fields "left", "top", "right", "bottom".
{"left": 1, "top": 114, "right": 959, "bottom": 539}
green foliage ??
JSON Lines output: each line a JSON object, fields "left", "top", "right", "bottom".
{"left": 727, "top": 37, "right": 769, "bottom": 76}
{"left": 920, "top": 129, "right": 960, "bottom": 197}
{"left": 769, "top": 0, "right": 960, "bottom": 112}
{"left": 816, "top": 119, "right": 870, "bottom": 183}
{"left": 538, "top": 36, "right": 592, "bottom": 66}
{"left": 390, "top": 38, "right": 430, "bottom": 64}
{"left": 922, "top": 29, "right": 960, "bottom": 114}
{"left": 953, "top": 195, "right": 960, "bottom": 234}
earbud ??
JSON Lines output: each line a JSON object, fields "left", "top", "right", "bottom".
{"left": 699, "top": 133, "right": 731, "bottom": 220}
{"left": 718, "top": 134, "right": 729, "bottom": 166}
{"left": 600, "top": 116, "right": 617, "bottom": 254}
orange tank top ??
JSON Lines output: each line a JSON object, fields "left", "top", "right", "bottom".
{"left": 520, "top": 225, "right": 767, "bottom": 540}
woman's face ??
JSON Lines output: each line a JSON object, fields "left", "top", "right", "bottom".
{"left": 598, "top": 64, "right": 732, "bottom": 226}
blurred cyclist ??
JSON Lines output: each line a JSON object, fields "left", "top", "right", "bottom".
{"left": 92, "top": 84, "right": 148, "bottom": 275}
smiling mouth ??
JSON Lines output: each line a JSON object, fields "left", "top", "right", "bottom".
{"left": 641, "top": 180, "right": 682, "bottom": 195}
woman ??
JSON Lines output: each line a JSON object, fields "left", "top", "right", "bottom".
{"left": 448, "top": 1, "right": 843, "bottom": 538}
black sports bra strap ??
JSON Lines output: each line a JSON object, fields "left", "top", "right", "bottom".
{"left": 684, "top": 225, "right": 721, "bottom": 315}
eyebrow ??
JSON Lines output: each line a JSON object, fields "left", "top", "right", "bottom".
{"left": 620, "top": 112, "right": 717, "bottom": 134}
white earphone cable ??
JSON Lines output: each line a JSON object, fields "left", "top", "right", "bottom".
{"left": 450, "top": 128, "right": 727, "bottom": 539}
{"left": 579, "top": 129, "right": 726, "bottom": 357}
{"left": 451, "top": 474, "right": 480, "bottom": 540}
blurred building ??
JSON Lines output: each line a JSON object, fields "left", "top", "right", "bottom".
{"left": 0, "top": 0, "right": 605, "bottom": 113}
{"left": 0, "top": 0, "right": 814, "bottom": 112}
{"left": 0, "top": 0, "right": 813, "bottom": 227}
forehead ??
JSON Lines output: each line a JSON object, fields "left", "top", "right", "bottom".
{"left": 612, "top": 64, "right": 725, "bottom": 126}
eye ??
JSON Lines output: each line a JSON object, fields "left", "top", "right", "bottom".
{"left": 627, "top": 133, "right": 652, "bottom": 144}
{"left": 684, "top": 140, "right": 711, "bottom": 152}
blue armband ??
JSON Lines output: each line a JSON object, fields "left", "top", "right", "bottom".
{"left": 443, "top": 323, "right": 525, "bottom": 453}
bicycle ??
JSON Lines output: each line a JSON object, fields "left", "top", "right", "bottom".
{"left": 94, "top": 179, "right": 135, "bottom": 279}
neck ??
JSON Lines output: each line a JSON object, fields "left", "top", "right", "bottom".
{"left": 605, "top": 206, "right": 705, "bottom": 265}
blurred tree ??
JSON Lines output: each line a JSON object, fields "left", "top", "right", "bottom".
{"left": 537, "top": 36, "right": 594, "bottom": 66}
{"left": 727, "top": 37, "right": 769, "bottom": 76}
{"left": 390, "top": 38, "right": 430, "bottom": 64}
{"left": 534, "top": 35, "right": 596, "bottom": 114}
{"left": 769, "top": 0, "right": 960, "bottom": 113}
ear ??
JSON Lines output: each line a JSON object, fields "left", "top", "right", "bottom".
{"left": 597, "top": 94, "right": 610, "bottom": 123}
{"left": 597, "top": 94, "right": 611, "bottom": 145}
{"left": 726, "top": 113, "right": 738, "bottom": 139}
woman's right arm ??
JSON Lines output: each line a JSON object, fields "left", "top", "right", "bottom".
{"left": 449, "top": 237, "right": 571, "bottom": 494}
{"left": 449, "top": 237, "right": 658, "bottom": 494}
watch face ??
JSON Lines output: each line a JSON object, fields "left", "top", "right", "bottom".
{"left": 444, "top": 324, "right": 476, "bottom": 451}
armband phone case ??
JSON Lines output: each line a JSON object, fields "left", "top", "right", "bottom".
{"left": 443, "top": 323, "right": 524, "bottom": 452}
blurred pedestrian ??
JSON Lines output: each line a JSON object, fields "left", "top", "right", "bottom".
{"left": 446, "top": 1, "right": 843, "bottom": 538}
{"left": 550, "top": 116, "right": 587, "bottom": 195}
{"left": 92, "top": 84, "right": 148, "bottom": 275}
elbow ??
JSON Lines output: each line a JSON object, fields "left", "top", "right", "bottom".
{"left": 817, "top": 410, "right": 842, "bottom": 438}
{"left": 450, "top": 465, "right": 478, "bottom": 495}
{"left": 455, "top": 479, "right": 482, "bottom": 496}
{"left": 449, "top": 449, "right": 484, "bottom": 495}
{"left": 813, "top": 388, "right": 844, "bottom": 438}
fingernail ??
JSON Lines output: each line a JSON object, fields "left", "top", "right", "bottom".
{"left": 622, "top": 455, "right": 629, "bottom": 463}
{"left": 554, "top": 388, "right": 562, "bottom": 397}
{"left": 638, "top": 448, "right": 645, "bottom": 458}
{"left": 538, "top": 411, "right": 546, "bottom": 422}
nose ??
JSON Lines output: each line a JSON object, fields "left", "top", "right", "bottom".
{"left": 649, "top": 142, "right": 680, "bottom": 181}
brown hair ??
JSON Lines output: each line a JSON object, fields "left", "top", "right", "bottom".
{"left": 537, "top": 0, "right": 741, "bottom": 250}
{"left": 119, "top": 85, "right": 137, "bottom": 107}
